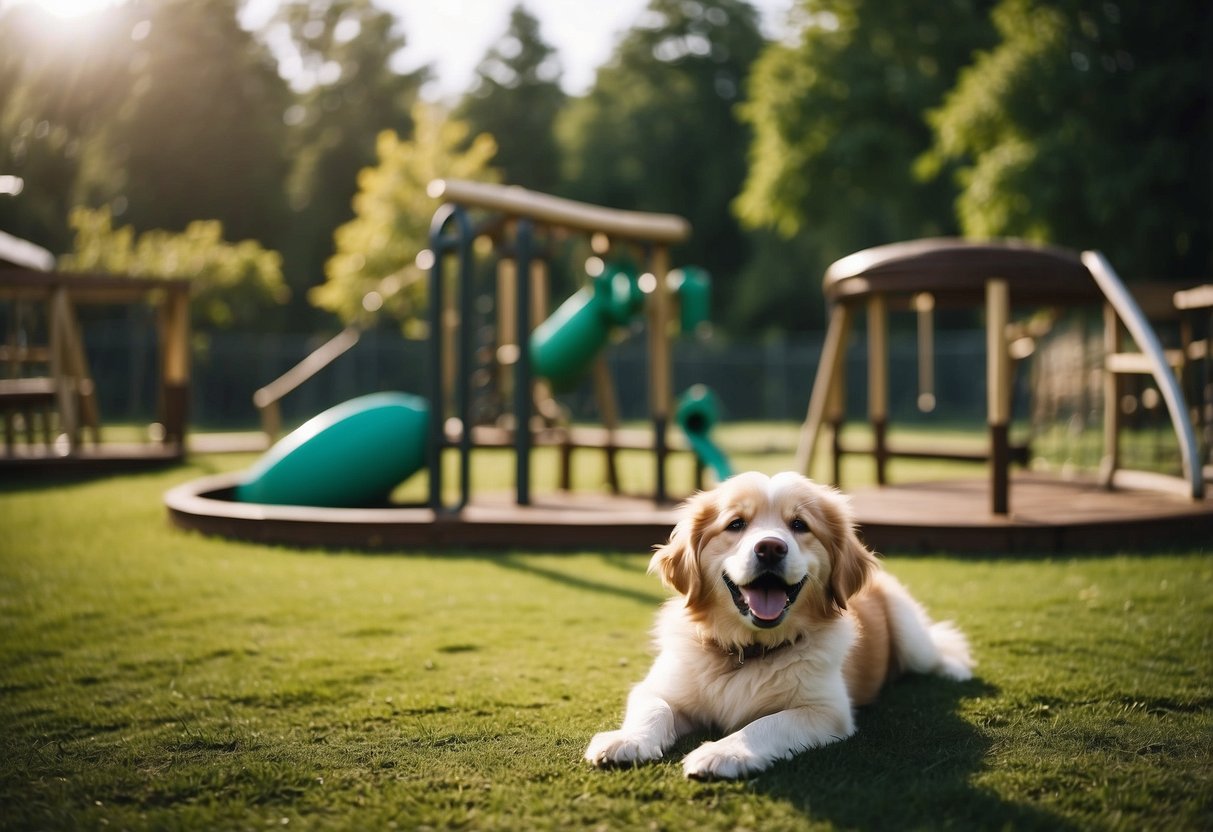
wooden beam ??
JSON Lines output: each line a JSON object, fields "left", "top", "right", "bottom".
{"left": 796, "top": 303, "right": 852, "bottom": 478}
{"left": 428, "top": 179, "right": 691, "bottom": 245}
{"left": 986, "top": 278, "right": 1010, "bottom": 514}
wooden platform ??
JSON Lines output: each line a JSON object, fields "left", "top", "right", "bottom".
{"left": 847, "top": 473, "right": 1213, "bottom": 553}
{"left": 164, "top": 470, "right": 1213, "bottom": 554}
{"left": 165, "top": 473, "right": 679, "bottom": 551}
{"left": 0, "top": 443, "right": 185, "bottom": 478}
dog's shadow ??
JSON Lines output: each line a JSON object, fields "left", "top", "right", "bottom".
{"left": 671, "top": 676, "right": 1074, "bottom": 831}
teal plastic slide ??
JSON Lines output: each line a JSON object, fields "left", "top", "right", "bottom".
{"left": 675, "top": 384, "right": 733, "bottom": 483}
{"left": 529, "top": 261, "right": 645, "bottom": 390}
{"left": 236, "top": 391, "right": 429, "bottom": 507}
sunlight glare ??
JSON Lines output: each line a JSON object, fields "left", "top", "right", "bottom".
{"left": 20, "top": 0, "right": 117, "bottom": 19}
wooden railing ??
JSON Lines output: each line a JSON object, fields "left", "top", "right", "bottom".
{"left": 252, "top": 326, "right": 361, "bottom": 441}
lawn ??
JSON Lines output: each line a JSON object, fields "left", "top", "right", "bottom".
{"left": 1, "top": 441, "right": 1210, "bottom": 830}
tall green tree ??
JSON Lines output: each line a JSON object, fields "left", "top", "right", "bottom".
{"left": 271, "top": 0, "right": 429, "bottom": 322}
{"left": 737, "top": 0, "right": 995, "bottom": 258}
{"left": 310, "top": 104, "right": 499, "bottom": 335}
{"left": 0, "top": 1, "right": 292, "bottom": 262}
{"left": 110, "top": 0, "right": 291, "bottom": 248}
{"left": 456, "top": 4, "right": 566, "bottom": 193}
{"left": 924, "top": 0, "right": 1212, "bottom": 279}
{"left": 0, "top": 3, "right": 140, "bottom": 251}
{"left": 557, "top": 0, "right": 765, "bottom": 301}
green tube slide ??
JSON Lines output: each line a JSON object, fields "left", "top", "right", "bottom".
{"left": 236, "top": 392, "right": 429, "bottom": 507}
{"left": 675, "top": 384, "right": 734, "bottom": 483}
{"left": 669, "top": 266, "right": 711, "bottom": 335}
{"left": 529, "top": 262, "right": 644, "bottom": 390}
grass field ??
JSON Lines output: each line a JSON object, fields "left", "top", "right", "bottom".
{"left": 1, "top": 441, "right": 1211, "bottom": 830}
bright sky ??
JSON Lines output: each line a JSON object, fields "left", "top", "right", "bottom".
{"left": 8, "top": 0, "right": 794, "bottom": 100}
{"left": 245, "top": 0, "right": 795, "bottom": 101}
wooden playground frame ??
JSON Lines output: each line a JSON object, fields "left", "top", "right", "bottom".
{"left": 168, "top": 222, "right": 1213, "bottom": 553}
{"left": 0, "top": 267, "right": 191, "bottom": 474}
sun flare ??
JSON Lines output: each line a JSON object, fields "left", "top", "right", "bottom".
{"left": 17, "top": 0, "right": 117, "bottom": 19}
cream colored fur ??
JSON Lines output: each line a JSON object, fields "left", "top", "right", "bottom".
{"left": 584, "top": 471, "right": 974, "bottom": 780}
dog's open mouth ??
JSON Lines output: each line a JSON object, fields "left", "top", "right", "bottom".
{"left": 722, "top": 572, "right": 808, "bottom": 628}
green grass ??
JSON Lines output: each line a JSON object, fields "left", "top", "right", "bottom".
{"left": 1, "top": 447, "right": 1211, "bottom": 830}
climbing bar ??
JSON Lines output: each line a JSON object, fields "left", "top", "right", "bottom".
{"left": 428, "top": 179, "right": 691, "bottom": 245}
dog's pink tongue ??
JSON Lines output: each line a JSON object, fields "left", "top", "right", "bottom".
{"left": 740, "top": 585, "right": 788, "bottom": 621}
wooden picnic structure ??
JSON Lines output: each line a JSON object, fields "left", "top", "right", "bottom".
{"left": 0, "top": 264, "right": 191, "bottom": 474}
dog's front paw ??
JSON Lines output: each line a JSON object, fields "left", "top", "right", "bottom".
{"left": 584, "top": 730, "right": 664, "bottom": 768}
{"left": 681, "top": 737, "right": 765, "bottom": 780}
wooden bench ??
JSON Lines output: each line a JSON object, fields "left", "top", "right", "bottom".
{"left": 0, "top": 376, "right": 57, "bottom": 451}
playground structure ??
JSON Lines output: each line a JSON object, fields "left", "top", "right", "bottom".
{"left": 0, "top": 259, "right": 192, "bottom": 474}
{"left": 167, "top": 221, "right": 1213, "bottom": 552}
{"left": 795, "top": 238, "right": 1212, "bottom": 550}
{"left": 167, "top": 180, "right": 732, "bottom": 549}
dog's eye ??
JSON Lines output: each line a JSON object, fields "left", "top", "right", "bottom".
{"left": 789, "top": 517, "right": 809, "bottom": 533}
{"left": 726, "top": 517, "right": 746, "bottom": 532}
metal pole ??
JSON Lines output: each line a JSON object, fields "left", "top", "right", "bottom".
{"left": 514, "top": 220, "right": 534, "bottom": 506}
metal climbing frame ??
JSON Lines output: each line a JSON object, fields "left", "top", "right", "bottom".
{"left": 425, "top": 179, "right": 691, "bottom": 513}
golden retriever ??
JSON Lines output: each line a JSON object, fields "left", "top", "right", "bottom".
{"left": 584, "top": 471, "right": 973, "bottom": 779}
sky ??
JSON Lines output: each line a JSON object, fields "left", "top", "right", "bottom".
{"left": 243, "top": 0, "right": 795, "bottom": 101}
{"left": 8, "top": 0, "right": 795, "bottom": 100}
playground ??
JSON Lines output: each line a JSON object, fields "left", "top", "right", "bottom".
{"left": 2, "top": 182, "right": 1211, "bottom": 550}
{"left": 150, "top": 181, "right": 1212, "bottom": 553}
{"left": 2, "top": 182, "right": 1212, "bottom": 830}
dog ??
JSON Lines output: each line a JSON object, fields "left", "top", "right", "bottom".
{"left": 584, "top": 471, "right": 973, "bottom": 780}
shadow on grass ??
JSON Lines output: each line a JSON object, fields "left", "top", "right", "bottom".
{"left": 490, "top": 553, "right": 665, "bottom": 607}
{"left": 725, "top": 676, "right": 1076, "bottom": 831}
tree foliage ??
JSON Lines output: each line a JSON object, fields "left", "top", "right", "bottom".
{"left": 310, "top": 104, "right": 499, "bottom": 333}
{"left": 456, "top": 4, "right": 566, "bottom": 193}
{"left": 737, "top": 0, "right": 995, "bottom": 258}
{"left": 60, "top": 207, "right": 288, "bottom": 330}
{"left": 0, "top": 1, "right": 291, "bottom": 257}
{"left": 557, "top": 0, "right": 765, "bottom": 289}
{"left": 271, "top": 0, "right": 429, "bottom": 313}
{"left": 113, "top": 0, "right": 291, "bottom": 247}
{"left": 924, "top": 0, "right": 1212, "bottom": 278}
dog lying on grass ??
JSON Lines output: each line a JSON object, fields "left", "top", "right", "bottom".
{"left": 585, "top": 471, "right": 974, "bottom": 780}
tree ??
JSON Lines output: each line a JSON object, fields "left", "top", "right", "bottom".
{"left": 456, "top": 4, "right": 566, "bottom": 193}
{"left": 557, "top": 0, "right": 765, "bottom": 305}
{"left": 736, "top": 0, "right": 995, "bottom": 265}
{"left": 0, "top": 4, "right": 139, "bottom": 251}
{"left": 923, "top": 0, "right": 1212, "bottom": 279}
{"left": 0, "top": 1, "right": 293, "bottom": 262}
{"left": 109, "top": 0, "right": 291, "bottom": 247}
{"left": 59, "top": 206, "right": 288, "bottom": 331}
{"left": 309, "top": 104, "right": 499, "bottom": 334}
{"left": 270, "top": 0, "right": 429, "bottom": 321}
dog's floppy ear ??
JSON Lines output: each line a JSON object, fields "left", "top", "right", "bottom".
{"left": 828, "top": 529, "right": 878, "bottom": 611}
{"left": 817, "top": 488, "right": 879, "bottom": 611}
{"left": 649, "top": 491, "right": 712, "bottom": 602}
{"left": 649, "top": 518, "right": 699, "bottom": 599}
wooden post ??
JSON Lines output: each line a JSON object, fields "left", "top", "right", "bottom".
{"left": 49, "top": 287, "right": 80, "bottom": 453}
{"left": 591, "top": 356, "right": 622, "bottom": 493}
{"left": 649, "top": 245, "right": 672, "bottom": 502}
{"left": 986, "top": 279, "right": 1010, "bottom": 514}
{"left": 159, "top": 284, "right": 191, "bottom": 451}
{"left": 497, "top": 257, "right": 517, "bottom": 396}
{"left": 796, "top": 303, "right": 852, "bottom": 478}
{"left": 867, "top": 294, "right": 888, "bottom": 485}
{"left": 1100, "top": 302, "right": 1121, "bottom": 487}
{"left": 915, "top": 292, "right": 936, "bottom": 413}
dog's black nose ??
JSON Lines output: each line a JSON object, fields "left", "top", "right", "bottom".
{"left": 754, "top": 537, "right": 787, "bottom": 565}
